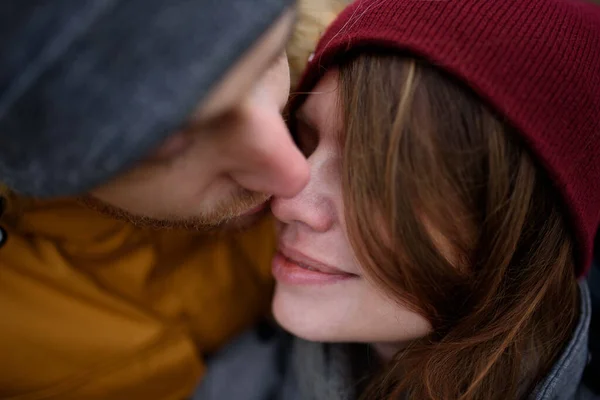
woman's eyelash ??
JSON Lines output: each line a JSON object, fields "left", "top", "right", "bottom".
{"left": 293, "top": 119, "right": 319, "bottom": 157}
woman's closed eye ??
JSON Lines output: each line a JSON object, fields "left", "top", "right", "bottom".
{"left": 294, "top": 114, "right": 320, "bottom": 158}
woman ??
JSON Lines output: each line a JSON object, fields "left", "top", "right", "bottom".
{"left": 195, "top": 0, "right": 600, "bottom": 399}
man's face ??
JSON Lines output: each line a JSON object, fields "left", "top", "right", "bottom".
{"left": 88, "top": 10, "right": 309, "bottom": 230}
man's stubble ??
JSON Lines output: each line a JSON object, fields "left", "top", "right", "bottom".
{"left": 79, "top": 188, "right": 270, "bottom": 231}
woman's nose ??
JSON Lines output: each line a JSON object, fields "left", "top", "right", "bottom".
{"left": 270, "top": 161, "right": 334, "bottom": 233}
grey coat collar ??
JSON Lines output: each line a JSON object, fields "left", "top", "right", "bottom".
{"left": 531, "top": 281, "right": 593, "bottom": 399}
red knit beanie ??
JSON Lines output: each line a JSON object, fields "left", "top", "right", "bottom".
{"left": 294, "top": 0, "right": 600, "bottom": 277}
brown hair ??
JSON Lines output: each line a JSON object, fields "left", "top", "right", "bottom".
{"left": 336, "top": 54, "right": 579, "bottom": 400}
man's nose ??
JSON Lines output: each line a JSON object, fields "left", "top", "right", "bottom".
{"left": 228, "top": 105, "right": 310, "bottom": 198}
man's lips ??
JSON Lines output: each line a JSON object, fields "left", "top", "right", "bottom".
{"left": 240, "top": 201, "right": 268, "bottom": 217}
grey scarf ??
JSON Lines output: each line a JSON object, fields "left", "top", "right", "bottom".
{"left": 278, "top": 339, "right": 369, "bottom": 400}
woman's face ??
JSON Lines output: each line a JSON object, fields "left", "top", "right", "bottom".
{"left": 271, "top": 71, "right": 431, "bottom": 351}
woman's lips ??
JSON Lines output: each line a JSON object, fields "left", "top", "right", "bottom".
{"left": 271, "top": 247, "right": 357, "bottom": 285}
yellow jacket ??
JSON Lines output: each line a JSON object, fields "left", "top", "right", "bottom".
{"left": 0, "top": 198, "right": 275, "bottom": 400}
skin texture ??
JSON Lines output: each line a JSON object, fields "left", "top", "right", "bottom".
{"left": 271, "top": 71, "right": 431, "bottom": 353}
{"left": 89, "top": 10, "right": 310, "bottom": 229}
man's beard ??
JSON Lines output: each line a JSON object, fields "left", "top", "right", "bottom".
{"left": 78, "top": 189, "right": 271, "bottom": 231}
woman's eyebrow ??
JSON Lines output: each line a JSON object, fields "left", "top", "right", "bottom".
{"left": 297, "top": 107, "right": 344, "bottom": 141}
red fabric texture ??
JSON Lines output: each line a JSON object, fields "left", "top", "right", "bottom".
{"left": 294, "top": 0, "right": 600, "bottom": 277}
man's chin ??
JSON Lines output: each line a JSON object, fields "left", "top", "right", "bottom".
{"left": 78, "top": 195, "right": 270, "bottom": 232}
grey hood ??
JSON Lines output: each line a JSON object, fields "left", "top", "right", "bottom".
{"left": 0, "top": 0, "right": 294, "bottom": 197}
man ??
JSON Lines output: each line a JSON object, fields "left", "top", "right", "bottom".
{"left": 0, "top": 1, "right": 307, "bottom": 399}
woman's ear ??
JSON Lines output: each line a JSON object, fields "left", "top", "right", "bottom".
{"left": 287, "top": 0, "right": 350, "bottom": 90}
